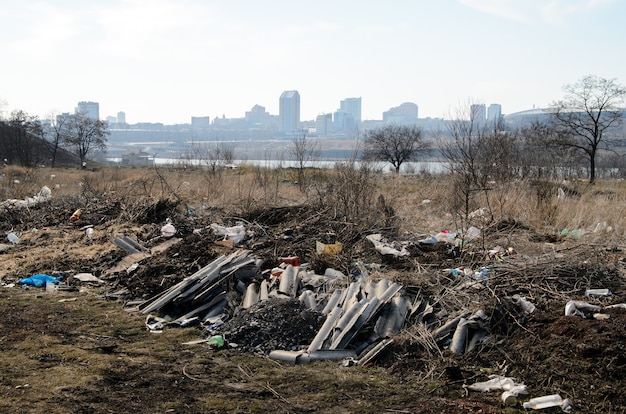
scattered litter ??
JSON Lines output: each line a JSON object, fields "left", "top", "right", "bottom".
{"left": 512, "top": 294, "right": 536, "bottom": 314}
{"left": 18, "top": 274, "right": 61, "bottom": 288}
{"left": 161, "top": 222, "right": 176, "bottom": 238}
{"left": 564, "top": 300, "right": 602, "bottom": 317}
{"left": 366, "top": 234, "right": 409, "bottom": 257}
{"left": 464, "top": 375, "right": 528, "bottom": 405}
{"left": 0, "top": 186, "right": 52, "bottom": 211}
{"left": 523, "top": 394, "right": 572, "bottom": 412}
{"left": 315, "top": 241, "right": 343, "bottom": 255}
{"left": 7, "top": 233, "right": 20, "bottom": 244}
{"left": 585, "top": 288, "right": 611, "bottom": 297}
{"left": 70, "top": 208, "right": 83, "bottom": 221}
{"left": 73, "top": 273, "right": 104, "bottom": 283}
{"left": 210, "top": 223, "right": 246, "bottom": 245}
{"left": 126, "top": 263, "right": 139, "bottom": 274}
{"left": 560, "top": 228, "right": 583, "bottom": 239}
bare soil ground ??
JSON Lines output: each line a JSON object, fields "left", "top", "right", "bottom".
{"left": 0, "top": 170, "right": 625, "bottom": 413}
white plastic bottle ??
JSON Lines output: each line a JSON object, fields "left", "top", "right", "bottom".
{"left": 523, "top": 394, "right": 563, "bottom": 410}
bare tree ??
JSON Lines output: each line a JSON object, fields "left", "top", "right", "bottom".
{"left": 363, "top": 124, "right": 427, "bottom": 173}
{"left": 0, "top": 110, "right": 43, "bottom": 167}
{"left": 289, "top": 129, "right": 319, "bottom": 190}
{"left": 64, "top": 112, "right": 109, "bottom": 167}
{"left": 43, "top": 112, "right": 70, "bottom": 167}
{"left": 549, "top": 75, "right": 626, "bottom": 183}
{"left": 439, "top": 102, "right": 515, "bottom": 226}
{"left": 186, "top": 141, "right": 235, "bottom": 173}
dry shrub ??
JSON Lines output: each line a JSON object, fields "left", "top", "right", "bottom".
{"left": 310, "top": 161, "right": 391, "bottom": 228}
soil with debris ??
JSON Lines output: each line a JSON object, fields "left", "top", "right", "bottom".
{"left": 1, "top": 192, "right": 625, "bottom": 413}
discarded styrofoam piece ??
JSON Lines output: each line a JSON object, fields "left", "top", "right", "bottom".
{"left": 565, "top": 300, "right": 601, "bottom": 317}
{"left": 268, "top": 349, "right": 357, "bottom": 364}
{"left": 366, "top": 234, "right": 410, "bottom": 257}
{"left": 356, "top": 338, "right": 394, "bottom": 366}
{"left": 605, "top": 303, "right": 626, "bottom": 309}
{"left": 210, "top": 223, "right": 246, "bottom": 244}
{"left": 242, "top": 283, "right": 260, "bottom": 309}
{"left": 449, "top": 317, "right": 468, "bottom": 354}
{"left": 73, "top": 273, "right": 104, "bottom": 283}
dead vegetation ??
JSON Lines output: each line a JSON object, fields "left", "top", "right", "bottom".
{"left": 0, "top": 165, "right": 625, "bottom": 413}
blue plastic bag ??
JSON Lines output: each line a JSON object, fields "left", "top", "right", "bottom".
{"left": 18, "top": 274, "right": 61, "bottom": 288}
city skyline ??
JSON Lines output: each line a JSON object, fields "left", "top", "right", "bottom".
{"left": 1, "top": 1, "right": 624, "bottom": 124}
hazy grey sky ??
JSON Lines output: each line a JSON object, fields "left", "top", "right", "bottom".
{"left": 1, "top": 0, "right": 623, "bottom": 124}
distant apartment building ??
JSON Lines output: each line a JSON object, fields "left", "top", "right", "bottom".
{"left": 383, "top": 102, "right": 418, "bottom": 124}
{"left": 76, "top": 101, "right": 99, "bottom": 120}
{"left": 245, "top": 104, "right": 276, "bottom": 129}
{"left": 487, "top": 104, "right": 502, "bottom": 121}
{"left": 117, "top": 111, "right": 126, "bottom": 124}
{"left": 470, "top": 104, "right": 486, "bottom": 124}
{"left": 279, "top": 90, "right": 300, "bottom": 132}
{"left": 191, "top": 116, "right": 211, "bottom": 129}
{"left": 340, "top": 97, "right": 362, "bottom": 127}
{"left": 316, "top": 113, "right": 333, "bottom": 136}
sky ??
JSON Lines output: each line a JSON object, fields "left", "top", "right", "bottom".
{"left": 1, "top": 0, "right": 624, "bottom": 125}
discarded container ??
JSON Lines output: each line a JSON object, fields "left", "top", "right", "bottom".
{"left": 280, "top": 256, "right": 300, "bottom": 267}
{"left": 512, "top": 294, "right": 536, "bottom": 314}
{"left": 70, "top": 209, "right": 83, "bottom": 221}
{"left": 7, "top": 233, "right": 19, "bottom": 244}
{"left": 473, "top": 267, "right": 489, "bottom": 281}
{"left": 565, "top": 300, "right": 601, "bottom": 317}
{"left": 585, "top": 288, "right": 611, "bottom": 297}
{"left": 316, "top": 241, "right": 343, "bottom": 255}
{"left": 523, "top": 394, "right": 570, "bottom": 410}
{"left": 161, "top": 223, "right": 176, "bottom": 238}
{"left": 85, "top": 227, "right": 94, "bottom": 239}
{"left": 207, "top": 335, "right": 225, "bottom": 348}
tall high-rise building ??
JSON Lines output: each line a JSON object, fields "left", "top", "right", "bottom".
{"left": 117, "top": 111, "right": 126, "bottom": 124}
{"left": 76, "top": 101, "right": 99, "bottom": 120}
{"left": 487, "top": 104, "right": 502, "bottom": 121}
{"left": 339, "top": 97, "right": 362, "bottom": 128}
{"left": 279, "top": 90, "right": 300, "bottom": 132}
{"left": 470, "top": 104, "right": 486, "bottom": 123}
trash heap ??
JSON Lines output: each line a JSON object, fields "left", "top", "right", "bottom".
{"left": 134, "top": 246, "right": 525, "bottom": 365}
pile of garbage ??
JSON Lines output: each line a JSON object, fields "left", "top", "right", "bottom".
{"left": 130, "top": 242, "right": 543, "bottom": 366}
